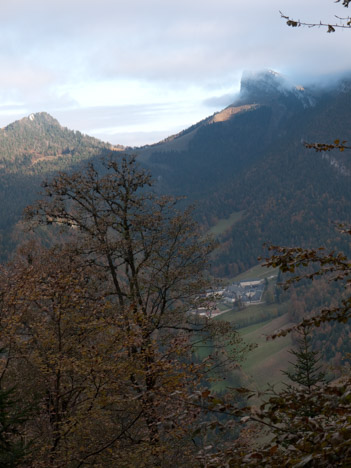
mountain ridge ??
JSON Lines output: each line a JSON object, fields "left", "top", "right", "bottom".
{"left": 138, "top": 70, "right": 314, "bottom": 160}
{"left": 1, "top": 70, "right": 351, "bottom": 274}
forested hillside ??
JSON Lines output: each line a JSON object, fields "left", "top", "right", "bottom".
{"left": 0, "top": 113, "right": 120, "bottom": 260}
{"left": 1, "top": 72, "right": 351, "bottom": 274}
{"left": 0, "top": 112, "right": 119, "bottom": 172}
{"left": 139, "top": 71, "right": 351, "bottom": 275}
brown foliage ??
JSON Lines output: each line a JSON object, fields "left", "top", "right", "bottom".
{"left": 0, "top": 155, "right": 245, "bottom": 466}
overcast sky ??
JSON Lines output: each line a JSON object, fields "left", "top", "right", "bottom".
{"left": 1, "top": 0, "right": 350, "bottom": 146}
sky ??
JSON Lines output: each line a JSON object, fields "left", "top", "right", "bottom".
{"left": 1, "top": 0, "right": 351, "bottom": 146}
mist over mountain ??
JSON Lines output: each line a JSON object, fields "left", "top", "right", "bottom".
{"left": 239, "top": 70, "right": 313, "bottom": 106}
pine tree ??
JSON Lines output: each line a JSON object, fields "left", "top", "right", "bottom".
{"left": 284, "top": 325, "right": 325, "bottom": 393}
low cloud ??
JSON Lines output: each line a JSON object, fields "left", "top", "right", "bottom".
{"left": 203, "top": 93, "right": 238, "bottom": 108}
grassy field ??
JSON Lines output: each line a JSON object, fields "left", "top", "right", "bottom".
{"left": 239, "top": 319, "right": 272, "bottom": 336}
{"left": 239, "top": 313, "right": 294, "bottom": 389}
{"left": 196, "top": 311, "right": 294, "bottom": 391}
{"left": 216, "top": 301, "right": 290, "bottom": 329}
{"left": 231, "top": 262, "right": 278, "bottom": 282}
{"left": 210, "top": 298, "right": 294, "bottom": 389}
{"left": 208, "top": 211, "right": 245, "bottom": 237}
{"left": 200, "top": 262, "right": 294, "bottom": 390}
{"left": 200, "top": 310, "right": 293, "bottom": 391}
{"left": 231, "top": 264, "right": 293, "bottom": 387}
{"left": 217, "top": 303, "right": 231, "bottom": 312}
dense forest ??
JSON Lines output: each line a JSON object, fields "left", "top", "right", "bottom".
{"left": 2, "top": 78, "right": 351, "bottom": 275}
{"left": 1, "top": 154, "right": 351, "bottom": 467}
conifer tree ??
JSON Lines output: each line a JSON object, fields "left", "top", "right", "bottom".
{"left": 284, "top": 325, "right": 325, "bottom": 393}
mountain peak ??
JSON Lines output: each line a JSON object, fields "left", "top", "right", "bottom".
{"left": 241, "top": 69, "right": 285, "bottom": 90}
{"left": 0, "top": 112, "right": 114, "bottom": 171}
{"left": 239, "top": 69, "right": 308, "bottom": 104}
{"left": 25, "top": 112, "right": 60, "bottom": 126}
{"left": 5, "top": 112, "right": 61, "bottom": 132}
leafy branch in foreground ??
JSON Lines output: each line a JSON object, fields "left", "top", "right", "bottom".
{"left": 197, "top": 324, "right": 351, "bottom": 467}
{"left": 261, "top": 226, "right": 351, "bottom": 335}
{"left": 305, "top": 139, "right": 351, "bottom": 153}
{"left": 280, "top": 0, "right": 351, "bottom": 33}
{"left": 234, "top": 378, "right": 351, "bottom": 467}
{"left": 229, "top": 326, "right": 350, "bottom": 467}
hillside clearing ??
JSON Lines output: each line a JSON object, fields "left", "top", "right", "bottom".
{"left": 208, "top": 211, "right": 245, "bottom": 237}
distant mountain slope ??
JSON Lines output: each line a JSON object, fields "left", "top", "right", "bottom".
{"left": 0, "top": 112, "right": 122, "bottom": 260}
{"left": 0, "top": 112, "right": 122, "bottom": 173}
{"left": 137, "top": 71, "right": 315, "bottom": 196}
{"left": 137, "top": 70, "right": 351, "bottom": 275}
{"left": 1, "top": 71, "right": 351, "bottom": 275}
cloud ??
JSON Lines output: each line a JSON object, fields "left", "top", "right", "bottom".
{"left": 2, "top": 0, "right": 349, "bottom": 86}
{"left": 202, "top": 93, "right": 238, "bottom": 108}
{"left": 0, "top": 0, "right": 350, "bottom": 145}
{"left": 52, "top": 101, "right": 220, "bottom": 146}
